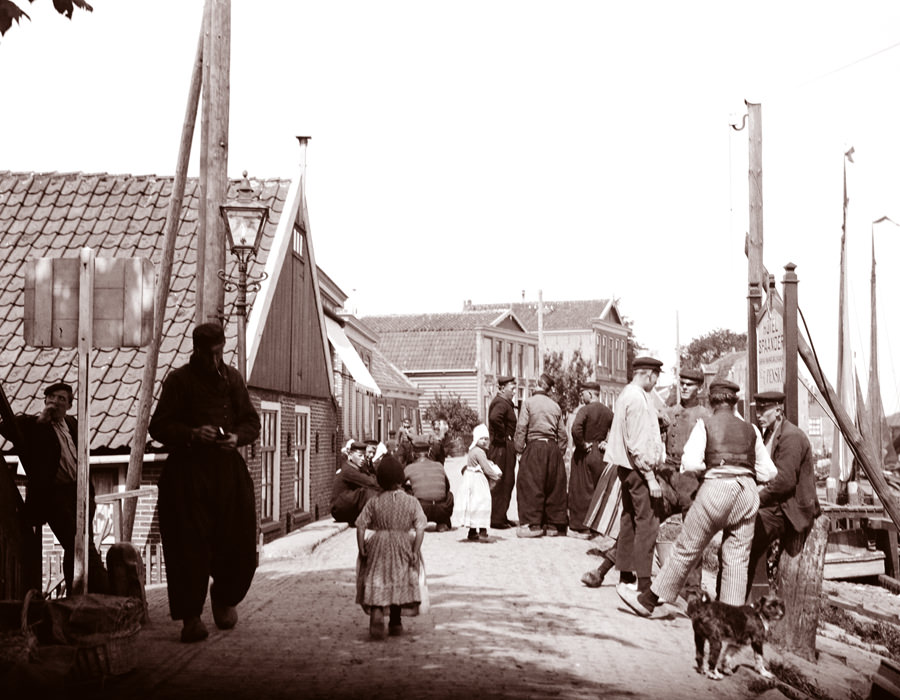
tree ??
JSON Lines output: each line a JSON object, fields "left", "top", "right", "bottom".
{"left": 679, "top": 328, "right": 747, "bottom": 369}
{"left": 543, "top": 349, "right": 593, "bottom": 418}
{"left": 1, "top": 0, "right": 92, "bottom": 37}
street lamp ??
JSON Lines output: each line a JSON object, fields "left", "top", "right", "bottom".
{"left": 219, "top": 171, "right": 269, "bottom": 380}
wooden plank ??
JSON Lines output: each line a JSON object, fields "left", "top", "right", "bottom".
{"left": 73, "top": 247, "right": 94, "bottom": 595}
{"left": 827, "top": 594, "right": 900, "bottom": 626}
{"left": 31, "top": 257, "right": 54, "bottom": 346}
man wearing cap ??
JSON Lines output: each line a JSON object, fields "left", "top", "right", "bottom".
{"left": 513, "top": 372, "right": 569, "bottom": 537}
{"left": 363, "top": 438, "right": 380, "bottom": 475}
{"left": 331, "top": 441, "right": 380, "bottom": 525}
{"left": 745, "top": 390, "right": 820, "bottom": 600}
{"left": 568, "top": 381, "right": 614, "bottom": 538}
{"left": 488, "top": 375, "right": 518, "bottom": 529}
{"left": 603, "top": 357, "right": 666, "bottom": 593}
{"left": 581, "top": 367, "right": 710, "bottom": 588}
{"left": 405, "top": 435, "right": 454, "bottom": 531}
{"left": 0, "top": 381, "right": 109, "bottom": 595}
{"left": 150, "top": 322, "right": 261, "bottom": 643}
{"left": 618, "top": 380, "right": 777, "bottom": 617}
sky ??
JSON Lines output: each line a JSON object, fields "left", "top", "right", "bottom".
{"left": 3, "top": 1, "right": 900, "bottom": 410}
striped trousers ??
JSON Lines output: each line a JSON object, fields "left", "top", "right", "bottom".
{"left": 651, "top": 474, "right": 758, "bottom": 606}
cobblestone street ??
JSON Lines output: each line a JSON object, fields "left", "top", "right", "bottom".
{"left": 98, "top": 458, "right": 777, "bottom": 700}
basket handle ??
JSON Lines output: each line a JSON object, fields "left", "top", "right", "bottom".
{"left": 20, "top": 589, "right": 37, "bottom": 635}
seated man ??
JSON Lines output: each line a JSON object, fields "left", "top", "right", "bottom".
{"left": 331, "top": 441, "right": 379, "bottom": 526}
{"left": 404, "top": 435, "right": 454, "bottom": 531}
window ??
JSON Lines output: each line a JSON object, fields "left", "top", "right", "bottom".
{"left": 506, "top": 343, "right": 513, "bottom": 376}
{"left": 517, "top": 344, "right": 524, "bottom": 378}
{"left": 260, "top": 402, "right": 281, "bottom": 522}
{"left": 294, "top": 407, "right": 310, "bottom": 511}
{"left": 495, "top": 340, "right": 503, "bottom": 375}
{"left": 377, "top": 404, "right": 384, "bottom": 442}
{"left": 292, "top": 226, "right": 304, "bottom": 258}
{"left": 387, "top": 404, "right": 393, "bottom": 436}
{"left": 808, "top": 417, "right": 822, "bottom": 437}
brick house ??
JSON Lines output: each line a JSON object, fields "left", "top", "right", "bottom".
{"left": 0, "top": 169, "right": 344, "bottom": 587}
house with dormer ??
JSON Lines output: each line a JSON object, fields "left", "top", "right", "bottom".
{"left": 0, "top": 166, "right": 358, "bottom": 586}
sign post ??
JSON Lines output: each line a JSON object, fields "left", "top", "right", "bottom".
{"left": 24, "top": 248, "right": 153, "bottom": 595}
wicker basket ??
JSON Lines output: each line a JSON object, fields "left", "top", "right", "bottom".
{"left": 70, "top": 627, "right": 139, "bottom": 680}
{"left": 0, "top": 589, "right": 38, "bottom": 668}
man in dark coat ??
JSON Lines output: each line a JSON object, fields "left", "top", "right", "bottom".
{"left": 331, "top": 441, "right": 379, "bottom": 525}
{"left": 0, "top": 381, "right": 108, "bottom": 595}
{"left": 149, "top": 323, "right": 261, "bottom": 643}
{"left": 567, "top": 381, "right": 613, "bottom": 538}
{"left": 488, "top": 375, "right": 518, "bottom": 529}
{"left": 745, "top": 390, "right": 821, "bottom": 599}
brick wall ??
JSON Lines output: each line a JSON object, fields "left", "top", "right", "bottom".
{"left": 248, "top": 389, "right": 339, "bottom": 544}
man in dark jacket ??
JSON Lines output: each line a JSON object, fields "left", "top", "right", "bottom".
{"left": 745, "top": 390, "right": 821, "bottom": 599}
{"left": 568, "top": 381, "right": 613, "bottom": 538}
{"left": 149, "top": 323, "right": 261, "bottom": 643}
{"left": 331, "top": 441, "right": 378, "bottom": 525}
{"left": 488, "top": 376, "right": 518, "bottom": 529}
{"left": 0, "top": 381, "right": 108, "bottom": 595}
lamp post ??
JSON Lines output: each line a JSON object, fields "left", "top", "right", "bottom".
{"left": 219, "top": 171, "right": 269, "bottom": 380}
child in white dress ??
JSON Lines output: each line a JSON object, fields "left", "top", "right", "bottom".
{"left": 459, "top": 424, "right": 502, "bottom": 541}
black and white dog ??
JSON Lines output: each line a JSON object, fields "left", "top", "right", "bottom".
{"left": 686, "top": 591, "right": 785, "bottom": 681}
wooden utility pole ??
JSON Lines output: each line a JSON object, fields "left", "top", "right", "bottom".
{"left": 196, "top": 0, "right": 231, "bottom": 325}
{"left": 745, "top": 101, "right": 763, "bottom": 424}
{"left": 121, "top": 20, "right": 205, "bottom": 542}
{"left": 537, "top": 290, "right": 544, "bottom": 376}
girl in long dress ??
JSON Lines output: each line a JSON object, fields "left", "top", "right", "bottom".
{"left": 458, "top": 424, "right": 502, "bottom": 541}
{"left": 356, "top": 456, "right": 427, "bottom": 639}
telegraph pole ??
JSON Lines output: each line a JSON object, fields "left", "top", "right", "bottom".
{"left": 735, "top": 101, "right": 764, "bottom": 422}
{"left": 196, "top": 0, "right": 231, "bottom": 325}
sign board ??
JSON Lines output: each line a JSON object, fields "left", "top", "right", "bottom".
{"left": 756, "top": 307, "right": 785, "bottom": 392}
{"left": 23, "top": 257, "right": 154, "bottom": 348}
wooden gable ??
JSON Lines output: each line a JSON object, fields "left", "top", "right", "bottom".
{"left": 250, "top": 225, "right": 330, "bottom": 398}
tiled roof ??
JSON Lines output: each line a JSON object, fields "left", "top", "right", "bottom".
{"left": 369, "top": 347, "right": 421, "bottom": 395}
{"left": 0, "top": 171, "right": 292, "bottom": 451}
{"left": 466, "top": 299, "right": 613, "bottom": 331}
{"left": 362, "top": 311, "right": 518, "bottom": 372}
{"left": 363, "top": 311, "right": 510, "bottom": 333}
{"left": 369, "top": 330, "right": 477, "bottom": 372}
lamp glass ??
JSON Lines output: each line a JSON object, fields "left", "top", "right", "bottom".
{"left": 224, "top": 207, "right": 265, "bottom": 253}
